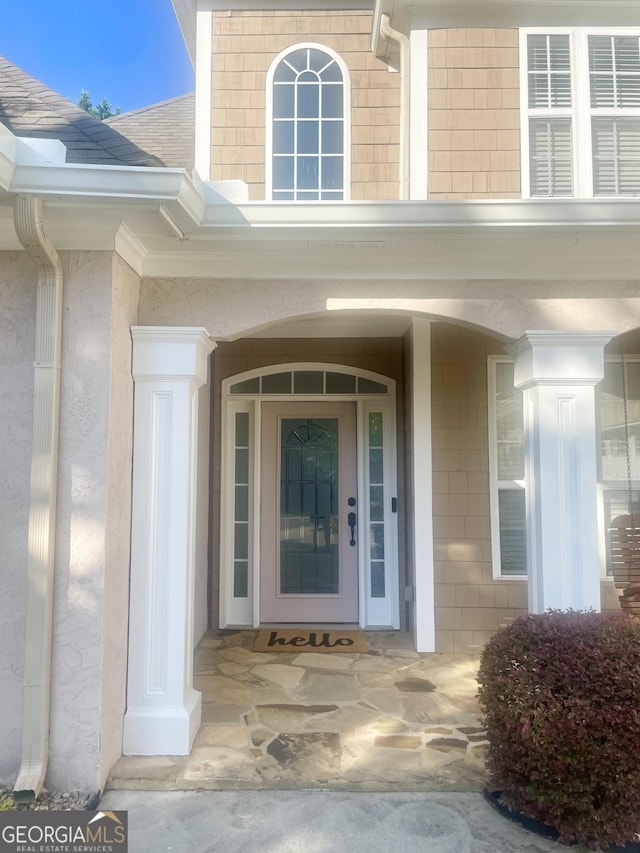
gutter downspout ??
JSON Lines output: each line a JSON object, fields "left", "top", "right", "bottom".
{"left": 379, "top": 13, "right": 410, "bottom": 200}
{"left": 13, "top": 195, "right": 63, "bottom": 801}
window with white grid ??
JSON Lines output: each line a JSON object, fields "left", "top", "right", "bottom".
{"left": 266, "top": 44, "right": 350, "bottom": 201}
{"left": 521, "top": 29, "right": 640, "bottom": 198}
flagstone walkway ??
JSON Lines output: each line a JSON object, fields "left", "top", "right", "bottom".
{"left": 107, "top": 630, "right": 488, "bottom": 793}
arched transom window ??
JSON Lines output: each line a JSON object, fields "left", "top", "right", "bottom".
{"left": 268, "top": 44, "right": 349, "bottom": 201}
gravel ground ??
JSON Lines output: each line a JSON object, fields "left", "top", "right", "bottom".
{"left": 0, "top": 789, "right": 100, "bottom": 811}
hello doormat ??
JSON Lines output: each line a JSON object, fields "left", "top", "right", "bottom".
{"left": 254, "top": 629, "right": 368, "bottom": 653}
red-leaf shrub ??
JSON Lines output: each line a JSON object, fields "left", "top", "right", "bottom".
{"left": 478, "top": 610, "right": 640, "bottom": 848}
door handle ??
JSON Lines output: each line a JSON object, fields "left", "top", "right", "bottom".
{"left": 347, "top": 511, "right": 357, "bottom": 547}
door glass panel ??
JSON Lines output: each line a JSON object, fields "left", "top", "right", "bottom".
{"left": 234, "top": 412, "right": 250, "bottom": 598}
{"left": 369, "top": 412, "right": 385, "bottom": 598}
{"left": 280, "top": 418, "right": 339, "bottom": 594}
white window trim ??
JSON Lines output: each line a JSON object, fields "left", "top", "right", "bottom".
{"left": 219, "top": 363, "right": 398, "bottom": 629}
{"left": 520, "top": 26, "right": 640, "bottom": 199}
{"left": 265, "top": 42, "right": 352, "bottom": 202}
{"left": 488, "top": 356, "right": 527, "bottom": 580}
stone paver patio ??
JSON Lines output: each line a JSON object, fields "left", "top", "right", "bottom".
{"left": 107, "top": 630, "right": 488, "bottom": 792}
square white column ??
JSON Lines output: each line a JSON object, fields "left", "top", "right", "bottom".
{"left": 123, "top": 327, "right": 214, "bottom": 756}
{"left": 510, "top": 331, "right": 615, "bottom": 614}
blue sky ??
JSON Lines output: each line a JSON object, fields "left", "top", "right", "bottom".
{"left": 2, "top": 0, "right": 194, "bottom": 114}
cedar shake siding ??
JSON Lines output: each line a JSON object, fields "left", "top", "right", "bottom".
{"left": 210, "top": 10, "right": 400, "bottom": 200}
{"left": 427, "top": 28, "right": 521, "bottom": 199}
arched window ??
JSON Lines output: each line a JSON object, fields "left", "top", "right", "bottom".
{"left": 267, "top": 44, "right": 350, "bottom": 201}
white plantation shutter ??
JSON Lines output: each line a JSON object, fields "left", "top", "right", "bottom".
{"left": 589, "top": 36, "right": 640, "bottom": 196}
{"left": 524, "top": 30, "right": 640, "bottom": 197}
{"left": 592, "top": 117, "right": 640, "bottom": 195}
{"left": 498, "top": 489, "right": 527, "bottom": 577}
{"left": 589, "top": 36, "right": 640, "bottom": 108}
{"left": 526, "top": 34, "right": 574, "bottom": 196}
{"left": 529, "top": 118, "right": 574, "bottom": 196}
{"left": 528, "top": 34, "right": 572, "bottom": 108}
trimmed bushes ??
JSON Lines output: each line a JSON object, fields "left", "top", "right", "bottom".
{"left": 478, "top": 611, "right": 640, "bottom": 848}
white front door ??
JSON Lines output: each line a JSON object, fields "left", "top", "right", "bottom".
{"left": 260, "top": 401, "right": 359, "bottom": 623}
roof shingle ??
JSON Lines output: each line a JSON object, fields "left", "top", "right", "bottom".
{"left": 104, "top": 93, "right": 195, "bottom": 170}
{"left": 0, "top": 55, "right": 165, "bottom": 167}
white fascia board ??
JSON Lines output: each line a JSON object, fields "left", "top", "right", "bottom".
{"left": 171, "top": 0, "right": 197, "bottom": 67}
{"left": 376, "top": 0, "right": 640, "bottom": 35}
{"left": 0, "top": 125, "right": 17, "bottom": 192}
{"left": 9, "top": 162, "right": 205, "bottom": 228}
{"left": 203, "top": 0, "right": 370, "bottom": 8}
{"left": 199, "top": 198, "right": 640, "bottom": 231}
{"left": 11, "top": 162, "right": 185, "bottom": 200}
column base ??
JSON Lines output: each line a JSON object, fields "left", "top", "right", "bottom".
{"left": 122, "top": 689, "right": 201, "bottom": 756}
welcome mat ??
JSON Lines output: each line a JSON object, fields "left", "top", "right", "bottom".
{"left": 254, "top": 628, "right": 368, "bottom": 653}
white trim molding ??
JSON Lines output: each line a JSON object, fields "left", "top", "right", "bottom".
{"left": 411, "top": 318, "right": 434, "bottom": 652}
{"left": 219, "top": 363, "right": 398, "bottom": 630}
{"left": 123, "top": 326, "right": 214, "bottom": 756}
{"left": 195, "top": 10, "right": 213, "bottom": 181}
{"left": 510, "top": 330, "right": 615, "bottom": 613}
{"left": 409, "top": 26, "right": 429, "bottom": 200}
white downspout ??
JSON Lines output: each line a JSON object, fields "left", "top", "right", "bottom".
{"left": 379, "top": 13, "right": 410, "bottom": 200}
{"left": 13, "top": 195, "right": 63, "bottom": 801}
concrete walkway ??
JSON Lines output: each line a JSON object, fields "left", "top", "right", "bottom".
{"left": 109, "top": 630, "right": 488, "bottom": 792}
{"left": 99, "top": 789, "right": 561, "bottom": 853}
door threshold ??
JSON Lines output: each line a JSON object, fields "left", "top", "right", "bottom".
{"left": 259, "top": 623, "right": 362, "bottom": 630}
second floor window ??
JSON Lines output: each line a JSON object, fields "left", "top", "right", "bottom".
{"left": 267, "top": 44, "right": 349, "bottom": 201}
{"left": 522, "top": 29, "right": 640, "bottom": 198}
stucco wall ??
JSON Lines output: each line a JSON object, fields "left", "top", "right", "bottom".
{"left": 139, "top": 277, "right": 640, "bottom": 343}
{"left": 0, "top": 252, "right": 37, "bottom": 785}
{"left": 98, "top": 255, "right": 139, "bottom": 790}
{"left": 210, "top": 9, "right": 400, "bottom": 200}
{"left": 0, "top": 250, "right": 138, "bottom": 791}
{"left": 11, "top": 251, "right": 138, "bottom": 792}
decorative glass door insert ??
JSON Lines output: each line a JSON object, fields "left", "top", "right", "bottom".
{"left": 260, "top": 402, "right": 358, "bottom": 623}
{"left": 280, "top": 418, "right": 339, "bottom": 595}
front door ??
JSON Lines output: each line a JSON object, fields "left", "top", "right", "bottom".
{"left": 260, "top": 401, "right": 358, "bottom": 623}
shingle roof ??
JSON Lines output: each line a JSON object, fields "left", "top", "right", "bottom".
{"left": 0, "top": 55, "right": 164, "bottom": 167}
{"left": 104, "top": 93, "right": 195, "bottom": 170}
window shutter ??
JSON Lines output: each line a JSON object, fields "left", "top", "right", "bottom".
{"left": 529, "top": 118, "right": 574, "bottom": 196}
{"left": 528, "top": 34, "right": 572, "bottom": 108}
{"left": 592, "top": 117, "right": 640, "bottom": 195}
{"left": 498, "top": 489, "right": 527, "bottom": 576}
{"left": 589, "top": 36, "right": 640, "bottom": 108}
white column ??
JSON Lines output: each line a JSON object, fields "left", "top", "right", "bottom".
{"left": 510, "top": 331, "right": 614, "bottom": 614}
{"left": 411, "top": 318, "right": 435, "bottom": 652}
{"left": 123, "top": 327, "right": 214, "bottom": 756}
